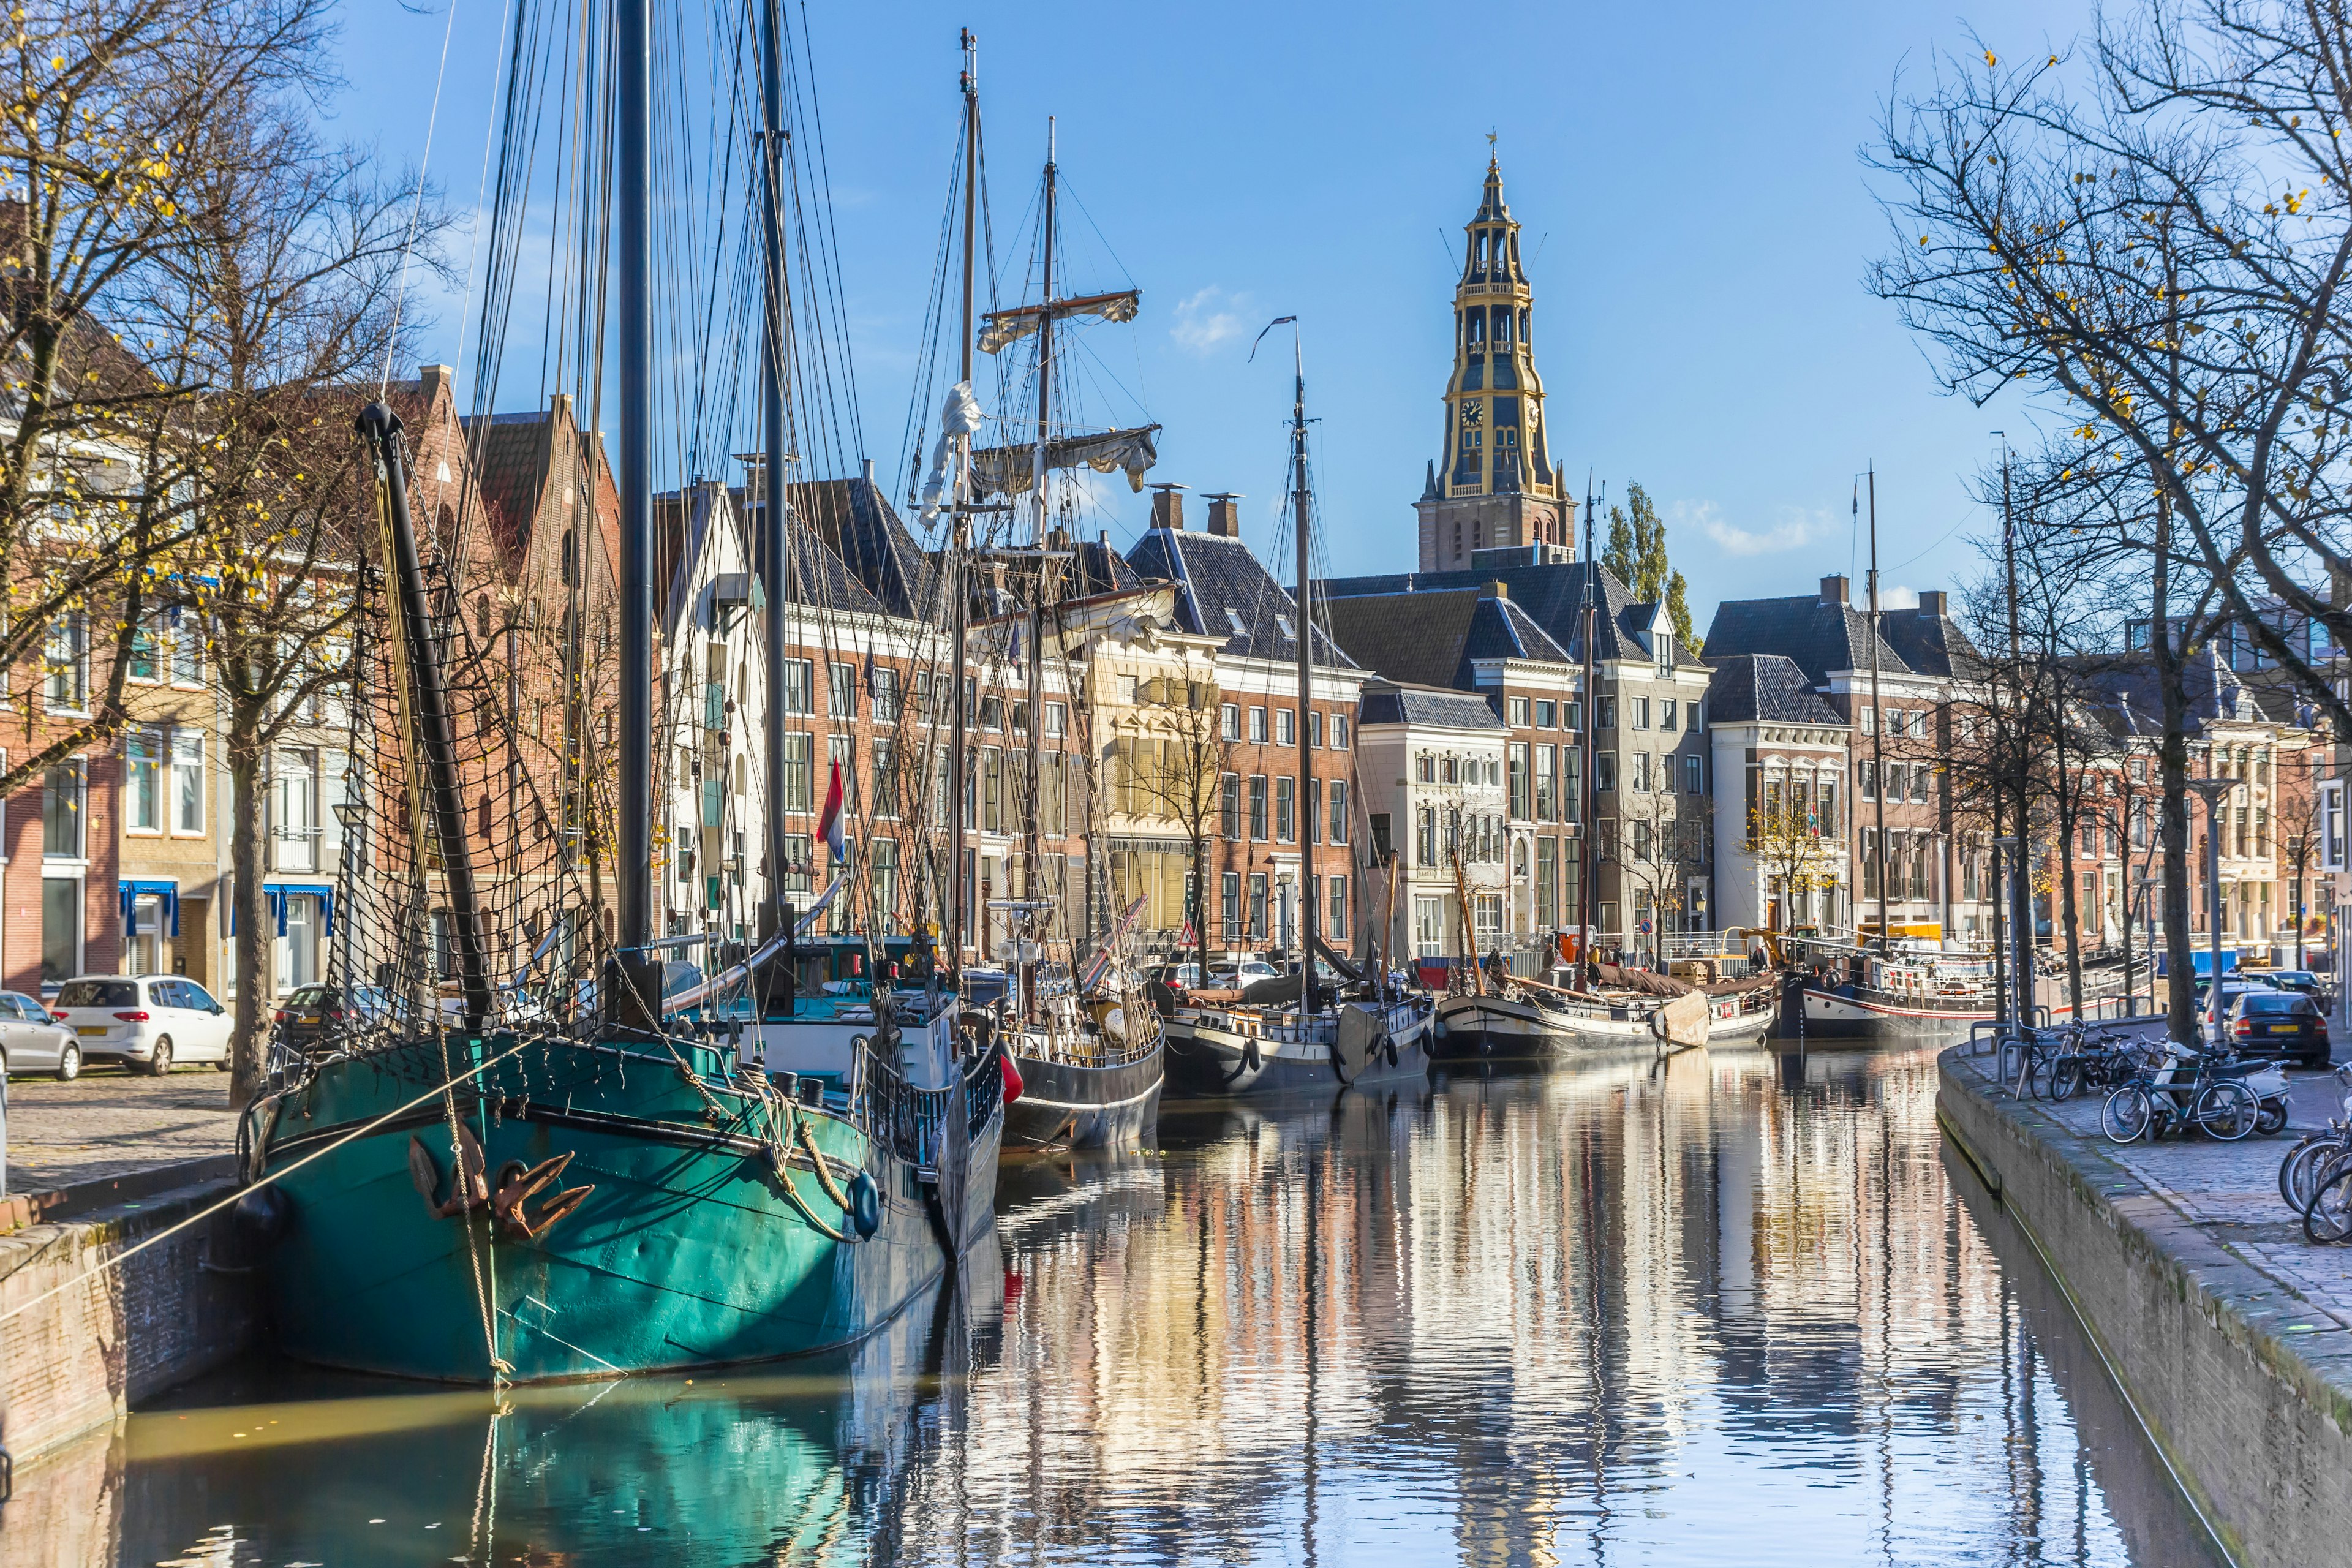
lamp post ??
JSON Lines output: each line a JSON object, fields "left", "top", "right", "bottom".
{"left": 1994, "top": 834, "right": 2020, "bottom": 1031}
{"left": 331, "top": 797, "right": 363, "bottom": 998}
{"left": 2290, "top": 832, "right": 2309, "bottom": 971}
{"left": 2186, "top": 776, "right": 2239, "bottom": 1049}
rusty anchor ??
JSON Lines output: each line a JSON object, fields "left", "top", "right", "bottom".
{"left": 408, "top": 1124, "right": 491, "bottom": 1219}
{"left": 489, "top": 1151, "right": 594, "bottom": 1241}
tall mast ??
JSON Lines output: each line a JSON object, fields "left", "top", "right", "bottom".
{"left": 947, "top": 29, "right": 977, "bottom": 966}
{"left": 1868, "top": 465, "right": 1887, "bottom": 950}
{"left": 1291, "top": 325, "right": 1316, "bottom": 998}
{"left": 1576, "top": 477, "right": 1597, "bottom": 974}
{"left": 1020, "top": 119, "right": 1055, "bottom": 1013}
{"left": 757, "top": 0, "right": 791, "bottom": 967}
{"left": 613, "top": 0, "right": 652, "bottom": 1005}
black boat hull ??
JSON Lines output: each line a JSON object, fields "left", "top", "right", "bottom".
{"left": 1001, "top": 1046, "right": 1164, "bottom": 1151}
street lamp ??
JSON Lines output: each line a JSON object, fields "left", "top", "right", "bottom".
{"left": 2185, "top": 776, "right": 2239, "bottom": 1049}
{"left": 1994, "top": 834, "right": 2021, "bottom": 1031}
{"left": 2133, "top": 873, "right": 2159, "bottom": 1019}
{"left": 332, "top": 797, "right": 363, "bottom": 996}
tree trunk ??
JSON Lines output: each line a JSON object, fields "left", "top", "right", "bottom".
{"left": 228, "top": 714, "right": 270, "bottom": 1107}
{"left": 2152, "top": 491, "right": 2196, "bottom": 1047}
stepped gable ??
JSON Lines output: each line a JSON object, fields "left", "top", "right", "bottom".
{"left": 1705, "top": 653, "right": 1845, "bottom": 726}
{"left": 1125, "top": 525, "right": 1356, "bottom": 668}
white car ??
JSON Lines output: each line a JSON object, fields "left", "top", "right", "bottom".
{"left": 0, "top": 989, "right": 85, "bottom": 1079}
{"left": 1208, "top": 959, "right": 1282, "bottom": 989}
{"left": 51, "top": 974, "right": 233, "bottom": 1076}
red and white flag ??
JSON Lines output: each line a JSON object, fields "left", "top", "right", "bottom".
{"left": 817, "top": 758, "right": 848, "bottom": 861}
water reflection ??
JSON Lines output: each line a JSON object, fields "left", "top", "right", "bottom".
{"left": 20, "top": 1043, "right": 2215, "bottom": 1566}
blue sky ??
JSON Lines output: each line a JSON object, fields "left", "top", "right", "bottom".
{"left": 327, "top": 0, "right": 2092, "bottom": 628}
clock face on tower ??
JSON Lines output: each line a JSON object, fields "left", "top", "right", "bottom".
{"left": 1460, "top": 399, "right": 1483, "bottom": 427}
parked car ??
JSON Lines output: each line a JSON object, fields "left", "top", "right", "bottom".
{"left": 271, "top": 984, "right": 393, "bottom": 1054}
{"left": 2195, "top": 976, "right": 2280, "bottom": 1027}
{"left": 1208, "top": 959, "right": 1281, "bottom": 990}
{"left": 51, "top": 974, "right": 232, "bottom": 1075}
{"left": 0, "top": 989, "right": 85, "bottom": 1080}
{"left": 2226, "top": 989, "right": 2333, "bottom": 1068}
{"left": 2266, "top": 970, "right": 2330, "bottom": 1003}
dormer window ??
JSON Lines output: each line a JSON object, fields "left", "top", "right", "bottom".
{"left": 1225, "top": 608, "right": 1248, "bottom": 635}
{"left": 1275, "top": 615, "right": 1294, "bottom": 639}
{"left": 1656, "top": 633, "right": 1674, "bottom": 674}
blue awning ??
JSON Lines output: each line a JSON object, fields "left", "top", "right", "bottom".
{"left": 119, "top": 879, "right": 179, "bottom": 938}
{"left": 232, "top": 882, "right": 337, "bottom": 937}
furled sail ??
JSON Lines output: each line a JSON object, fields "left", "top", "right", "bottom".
{"left": 916, "top": 380, "right": 984, "bottom": 526}
{"left": 976, "top": 288, "right": 1141, "bottom": 354}
{"left": 972, "top": 423, "right": 1160, "bottom": 496}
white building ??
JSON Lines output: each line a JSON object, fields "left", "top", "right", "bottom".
{"left": 1356, "top": 680, "right": 1510, "bottom": 965}
{"left": 1705, "top": 653, "right": 1850, "bottom": 937}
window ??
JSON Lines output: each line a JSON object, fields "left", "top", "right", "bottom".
{"left": 1595, "top": 753, "right": 1616, "bottom": 792}
{"left": 1536, "top": 699, "right": 1556, "bottom": 728}
{"left": 871, "top": 739, "right": 897, "bottom": 818}
{"left": 171, "top": 617, "right": 204, "bottom": 685}
{"left": 43, "top": 763, "right": 83, "bottom": 858}
{"left": 1536, "top": 836, "right": 1558, "bottom": 927}
{"left": 828, "top": 662, "right": 859, "bottom": 718}
{"left": 1414, "top": 895, "right": 1444, "bottom": 956}
{"left": 1631, "top": 820, "right": 1652, "bottom": 861}
{"left": 127, "top": 617, "right": 159, "bottom": 682}
{"left": 1509, "top": 696, "right": 1530, "bottom": 727}
{"left": 1659, "top": 699, "right": 1678, "bottom": 731}
{"left": 1417, "top": 806, "right": 1438, "bottom": 866}
{"left": 982, "top": 747, "right": 1003, "bottom": 833}
{"left": 1859, "top": 759, "right": 1877, "bottom": 801}
{"left": 43, "top": 615, "right": 86, "bottom": 712}
{"left": 1333, "top": 714, "right": 1350, "bottom": 749}
{"left": 1630, "top": 696, "right": 1651, "bottom": 729}
{"left": 1632, "top": 752, "right": 1652, "bottom": 793}
{"left": 172, "top": 730, "right": 204, "bottom": 834}
{"left": 1276, "top": 709, "right": 1295, "bottom": 747}
{"left": 1221, "top": 703, "right": 1240, "bottom": 740}
{"left": 1563, "top": 748, "right": 1582, "bottom": 821}
{"left": 1248, "top": 872, "right": 1269, "bottom": 938}
{"left": 1564, "top": 699, "right": 1583, "bottom": 733}
{"left": 1861, "top": 828, "right": 1879, "bottom": 899}
{"left": 1221, "top": 773, "right": 1242, "bottom": 839}
{"left": 1250, "top": 707, "right": 1267, "bottom": 744}
{"left": 1310, "top": 711, "right": 1324, "bottom": 748}
{"left": 1686, "top": 753, "right": 1703, "bottom": 794}
{"left": 1329, "top": 875, "right": 1348, "bottom": 936}
{"left": 1276, "top": 775, "right": 1296, "bottom": 842}
{"left": 1329, "top": 780, "right": 1349, "bottom": 845}
{"left": 1819, "top": 781, "right": 1839, "bottom": 836}
{"left": 780, "top": 832, "right": 812, "bottom": 894}
{"left": 1509, "top": 743, "right": 1530, "bottom": 818}
{"left": 1860, "top": 706, "right": 1875, "bottom": 736}
{"left": 1597, "top": 696, "right": 1616, "bottom": 729}
{"left": 127, "top": 727, "right": 161, "bottom": 831}
{"left": 872, "top": 666, "right": 902, "bottom": 722}
{"left": 778, "top": 659, "right": 815, "bottom": 714}
{"left": 1534, "top": 745, "right": 1557, "bottom": 820}
{"left": 1250, "top": 775, "right": 1269, "bottom": 841}
{"left": 779, "top": 733, "right": 813, "bottom": 812}
{"left": 979, "top": 694, "right": 1003, "bottom": 731}
{"left": 1910, "top": 764, "right": 1928, "bottom": 804}
{"left": 41, "top": 876, "right": 78, "bottom": 985}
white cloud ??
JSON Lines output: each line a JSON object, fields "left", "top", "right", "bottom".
{"left": 1673, "top": 499, "right": 1832, "bottom": 558}
{"left": 1879, "top": 584, "right": 1921, "bottom": 610}
{"left": 1170, "top": 287, "right": 1248, "bottom": 355}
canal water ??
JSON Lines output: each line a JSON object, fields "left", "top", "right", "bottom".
{"left": 64, "top": 1042, "right": 2218, "bottom": 1566}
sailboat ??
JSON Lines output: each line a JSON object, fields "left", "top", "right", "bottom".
{"left": 929, "top": 91, "right": 1164, "bottom": 1152}
{"left": 235, "top": 1, "right": 1001, "bottom": 1384}
{"left": 1159, "top": 326, "right": 1433, "bottom": 1096}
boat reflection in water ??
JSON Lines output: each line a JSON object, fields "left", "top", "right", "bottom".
{"left": 92, "top": 1042, "right": 2215, "bottom": 1566}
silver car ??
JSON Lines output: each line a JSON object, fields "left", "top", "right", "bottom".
{"left": 0, "top": 989, "right": 85, "bottom": 1080}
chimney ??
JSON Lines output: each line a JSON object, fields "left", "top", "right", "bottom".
{"left": 1150, "top": 483, "right": 1188, "bottom": 531}
{"left": 549, "top": 391, "right": 573, "bottom": 426}
{"left": 1480, "top": 579, "right": 1509, "bottom": 600}
{"left": 1916, "top": 589, "right": 1947, "bottom": 617}
{"left": 1820, "top": 575, "right": 1849, "bottom": 607}
{"left": 418, "top": 364, "right": 455, "bottom": 405}
{"left": 1204, "top": 491, "right": 1243, "bottom": 537}
{"left": 860, "top": 457, "right": 875, "bottom": 488}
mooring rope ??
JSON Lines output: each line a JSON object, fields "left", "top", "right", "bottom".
{"left": 0, "top": 1036, "right": 539, "bottom": 1328}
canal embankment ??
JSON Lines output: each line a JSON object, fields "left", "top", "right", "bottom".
{"left": 0, "top": 1160, "right": 257, "bottom": 1469}
{"left": 1938, "top": 1044, "right": 2352, "bottom": 1568}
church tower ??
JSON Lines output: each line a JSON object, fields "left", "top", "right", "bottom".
{"left": 1415, "top": 157, "right": 1576, "bottom": 573}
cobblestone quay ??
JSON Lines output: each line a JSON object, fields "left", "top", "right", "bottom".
{"left": 1939, "top": 1041, "right": 2352, "bottom": 1568}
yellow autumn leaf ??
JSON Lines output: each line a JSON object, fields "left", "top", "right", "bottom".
{"left": 1985, "top": 50, "right": 1997, "bottom": 67}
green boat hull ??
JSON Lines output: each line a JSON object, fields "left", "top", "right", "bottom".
{"left": 251, "top": 1035, "right": 1001, "bottom": 1384}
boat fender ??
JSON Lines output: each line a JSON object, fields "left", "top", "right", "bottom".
{"left": 1001, "top": 1048, "right": 1025, "bottom": 1104}
{"left": 1384, "top": 1035, "right": 1400, "bottom": 1069}
{"left": 1243, "top": 1035, "right": 1262, "bottom": 1072}
{"left": 232, "top": 1184, "right": 293, "bottom": 1250}
{"left": 847, "top": 1171, "right": 882, "bottom": 1238}
{"left": 1431, "top": 1013, "right": 1450, "bottom": 1040}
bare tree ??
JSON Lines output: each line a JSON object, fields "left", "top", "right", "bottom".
{"left": 1748, "top": 790, "right": 1841, "bottom": 933}
{"left": 1124, "top": 668, "right": 1232, "bottom": 986}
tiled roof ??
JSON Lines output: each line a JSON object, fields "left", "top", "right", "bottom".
{"left": 791, "top": 476, "right": 937, "bottom": 620}
{"left": 1319, "top": 558, "right": 1647, "bottom": 665}
{"left": 1359, "top": 681, "right": 1509, "bottom": 732}
{"left": 1319, "top": 589, "right": 1574, "bottom": 690}
{"left": 1069, "top": 537, "right": 1141, "bottom": 598}
{"left": 692, "top": 488, "right": 892, "bottom": 619}
{"left": 1702, "top": 593, "right": 1920, "bottom": 686}
{"left": 1124, "top": 526, "right": 1356, "bottom": 668}
{"left": 1705, "top": 654, "right": 1847, "bottom": 726}
{"left": 2071, "top": 644, "right": 2312, "bottom": 735}
{"left": 1880, "top": 605, "right": 1983, "bottom": 680}
{"left": 456, "top": 407, "right": 566, "bottom": 557}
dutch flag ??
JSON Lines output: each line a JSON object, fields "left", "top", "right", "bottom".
{"left": 818, "top": 758, "right": 848, "bottom": 864}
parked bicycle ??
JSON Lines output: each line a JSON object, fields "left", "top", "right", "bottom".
{"left": 2101, "top": 1046, "right": 2260, "bottom": 1143}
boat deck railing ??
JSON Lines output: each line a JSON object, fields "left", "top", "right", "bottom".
{"left": 852, "top": 1041, "right": 1002, "bottom": 1174}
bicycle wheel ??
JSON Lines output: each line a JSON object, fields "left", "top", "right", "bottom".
{"left": 2257, "top": 1099, "right": 2288, "bottom": 1137}
{"left": 2102, "top": 1084, "right": 2154, "bottom": 1143}
{"left": 2280, "top": 1136, "right": 2337, "bottom": 1210}
{"left": 2306, "top": 1163, "right": 2352, "bottom": 1243}
{"left": 2197, "top": 1080, "right": 2258, "bottom": 1142}
{"left": 2052, "top": 1057, "right": 2085, "bottom": 1102}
